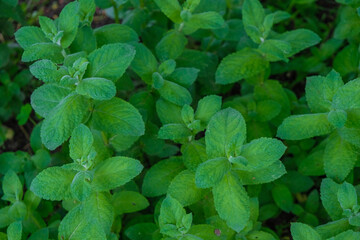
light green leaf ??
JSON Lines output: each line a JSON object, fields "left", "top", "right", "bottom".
{"left": 215, "top": 48, "right": 269, "bottom": 85}
{"left": 239, "top": 138, "right": 286, "bottom": 171}
{"left": 39, "top": 16, "right": 56, "bottom": 38}
{"left": 142, "top": 157, "right": 185, "bottom": 197}
{"left": 181, "top": 141, "right": 207, "bottom": 171}
{"left": 277, "top": 113, "right": 335, "bottom": 140}
{"left": 168, "top": 170, "right": 205, "bottom": 206}
{"left": 158, "top": 124, "right": 192, "bottom": 141}
{"left": 195, "top": 95, "right": 222, "bottom": 125}
{"left": 15, "top": 26, "right": 50, "bottom": 49}
{"left": 213, "top": 173, "right": 250, "bottom": 232}
{"left": 22, "top": 43, "right": 64, "bottom": 63}
{"left": 236, "top": 161, "right": 286, "bottom": 185}
{"left": 2, "top": 170, "right": 22, "bottom": 203}
{"left": 242, "top": 0, "right": 265, "bottom": 43}
{"left": 328, "top": 109, "right": 347, "bottom": 128}
{"left": 195, "top": 157, "right": 230, "bottom": 188}
{"left": 305, "top": 70, "right": 344, "bottom": 113}
{"left": 86, "top": 43, "right": 135, "bottom": 81}
{"left": 76, "top": 77, "right": 116, "bottom": 100}
{"left": 31, "top": 84, "right": 71, "bottom": 118}
{"left": 324, "top": 133, "right": 357, "bottom": 182}
{"left": 332, "top": 78, "right": 360, "bottom": 110}
{"left": 124, "top": 223, "right": 157, "bottom": 240}
{"left": 156, "top": 30, "right": 187, "bottom": 61}
{"left": 274, "top": 29, "right": 321, "bottom": 56}
{"left": 70, "top": 171, "right": 93, "bottom": 201}
{"left": 58, "top": 2, "right": 80, "bottom": 48}
{"left": 291, "top": 222, "right": 321, "bottom": 240}
{"left": 7, "top": 221, "right": 22, "bottom": 240}
{"left": 112, "top": 191, "right": 149, "bottom": 214}
{"left": 91, "top": 97, "right": 145, "bottom": 136}
{"left": 92, "top": 156, "right": 143, "bottom": 191}
{"left": 205, "top": 108, "right": 246, "bottom": 158}
{"left": 69, "top": 124, "right": 93, "bottom": 161}
{"left": 158, "top": 80, "right": 192, "bottom": 106}
{"left": 41, "top": 93, "right": 90, "bottom": 150}
{"left": 332, "top": 230, "right": 360, "bottom": 240}
{"left": 259, "top": 39, "right": 292, "bottom": 62}
{"left": 168, "top": 67, "right": 199, "bottom": 86}
{"left": 154, "top": 0, "right": 182, "bottom": 23}
{"left": 30, "top": 60, "right": 67, "bottom": 83}
{"left": 320, "top": 178, "right": 343, "bottom": 220}
{"left": 337, "top": 182, "right": 357, "bottom": 210}
{"left": 30, "top": 166, "right": 76, "bottom": 201}
{"left": 130, "top": 43, "right": 158, "bottom": 82}
{"left": 184, "top": 11, "right": 224, "bottom": 34}
{"left": 94, "top": 24, "right": 138, "bottom": 47}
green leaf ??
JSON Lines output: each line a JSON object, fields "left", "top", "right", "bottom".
{"left": 181, "top": 141, "right": 207, "bottom": 171}
{"left": 22, "top": 43, "right": 64, "bottom": 63}
{"left": 328, "top": 109, "right": 347, "bottom": 128}
{"left": 258, "top": 39, "right": 292, "bottom": 62}
{"left": 213, "top": 173, "right": 250, "bottom": 232}
{"left": 305, "top": 70, "right": 344, "bottom": 113}
{"left": 69, "top": 124, "right": 93, "bottom": 160}
{"left": 291, "top": 222, "right": 321, "bottom": 240}
{"left": 15, "top": 26, "right": 49, "bottom": 49}
{"left": 215, "top": 48, "right": 269, "bottom": 85}
{"left": 39, "top": 16, "right": 56, "bottom": 38}
{"left": 2, "top": 170, "right": 22, "bottom": 203}
{"left": 277, "top": 113, "right": 335, "bottom": 140}
{"left": 238, "top": 138, "right": 286, "bottom": 171}
{"left": 195, "top": 95, "right": 222, "bottom": 125}
{"left": 112, "top": 191, "right": 149, "bottom": 214}
{"left": 195, "top": 157, "right": 230, "bottom": 188}
{"left": 332, "top": 78, "right": 360, "bottom": 110}
{"left": 332, "top": 230, "right": 360, "bottom": 240}
{"left": 91, "top": 97, "right": 145, "bottom": 136}
{"left": 154, "top": 0, "right": 182, "bottom": 23}
{"left": 92, "top": 156, "right": 143, "bottom": 191}
{"left": 205, "top": 108, "right": 246, "bottom": 158}
{"left": 272, "top": 184, "right": 294, "bottom": 213}
{"left": 125, "top": 223, "right": 157, "bottom": 240}
{"left": 337, "top": 182, "right": 357, "bottom": 210}
{"left": 142, "top": 157, "right": 185, "bottom": 197}
{"left": 70, "top": 25, "right": 97, "bottom": 54}
{"left": 30, "top": 60, "right": 67, "bottom": 83}
{"left": 30, "top": 166, "right": 76, "bottom": 201}
{"left": 130, "top": 43, "right": 158, "bottom": 82}
{"left": 86, "top": 43, "right": 135, "bottom": 81}
{"left": 94, "top": 24, "right": 138, "bottom": 47}
{"left": 274, "top": 29, "right": 321, "bottom": 56}
{"left": 236, "top": 161, "right": 287, "bottom": 185}
{"left": 71, "top": 171, "right": 93, "bottom": 201}
{"left": 158, "top": 80, "right": 192, "bottom": 106}
{"left": 7, "top": 221, "right": 22, "bottom": 240}
{"left": 159, "top": 195, "right": 192, "bottom": 236}
{"left": 76, "top": 77, "right": 116, "bottom": 100}
{"left": 168, "top": 170, "right": 205, "bottom": 206}
{"left": 320, "top": 178, "right": 343, "bottom": 220}
{"left": 58, "top": 204, "right": 106, "bottom": 240}
{"left": 41, "top": 93, "right": 90, "bottom": 150}
{"left": 334, "top": 44, "right": 359, "bottom": 76}
{"left": 16, "top": 104, "right": 32, "bottom": 126}
{"left": 247, "top": 231, "right": 276, "bottom": 240}
{"left": 28, "top": 228, "right": 49, "bottom": 240}
{"left": 324, "top": 133, "right": 357, "bottom": 182}
{"left": 242, "top": 0, "right": 265, "bottom": 43}
{"left": 156, "top": 30, "right": 187, "bottom": 61}
{"left": 158, "top": 124, "right": 192, "bottom": 140}
{"left": 184, "top": 11, "right": 224, "bottom": 34}
{"left": 58, "top": 2, "right": 80, "bottom": 48}
{"left": 168, "top": 67, "right": 199, "bottom": 86}
{"left": 2, "top": 0, "right": 18, "bottom": 7}
{"left": 31, "top": 84, "right": 72, "bottom": 118}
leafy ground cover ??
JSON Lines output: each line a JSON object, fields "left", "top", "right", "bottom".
{"left": 1, "top": 0, "right": 360, "bottom": 239}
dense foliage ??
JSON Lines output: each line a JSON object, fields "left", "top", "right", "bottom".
{"left": 1, "top": 0, "right": 360, "bottom": 239}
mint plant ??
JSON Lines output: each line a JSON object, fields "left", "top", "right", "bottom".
{"left": 2, "top": 0, "right": 360, "bottom": 239}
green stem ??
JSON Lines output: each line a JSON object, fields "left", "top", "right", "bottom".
{"left": 111, "top": 0, "right": 120, "bottom": 23}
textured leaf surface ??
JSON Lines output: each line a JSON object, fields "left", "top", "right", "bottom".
{"left": 291, "top": 222, "right": 321, "bottom": 240}
{"left": 76, "top": 77, "right": 116, "bottom": 100}
{"left": 112, "top": 191, "right": 149, "bottom": 214}
{"left": 320, "top": 178, "right": 343, "bottom": 220}
{"left": 69, "top": 124, "right": 93, "bottom": 160}
{"left": 195, "top": 157, "right": 230, "bottom": 189}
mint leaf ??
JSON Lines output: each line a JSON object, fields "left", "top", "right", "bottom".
{"left": 291, "top": 222, "right": 321, "bottom": 240}
{"left": 168, "top": 67, "right": 199, "bottom": 86}
{"left": 205, "top": 108, "right": 246, "bottom": 158}
{"left": 332, "top": 78, "right": 360, "bottom": 110}
{"left": 58, "top": 1, "right": 80, "bottom": 48}
{"left": 195, "top": 95, "right": 222, "bottom": 125}
{"left": 30, "top": 60, "right": 67, "bottom": 83}
{"left": 7, "top": 221, "right": 22, "bottom": 240}
{"left": 156, "top": 30, "right": 187, "bottom": 61}
{"left": 272, "top": 184, "right": 294, "bottom": 213}
{"left": 242, "top": 0, "right": 265, "bottom": 43}
{"left": 76, "top": 77, "right": 116, "bottom": 100}
{"left": 2, "top": 170, "right": 22, "bottom": 203}
{"left": 158, "top": 80, "right": 193, "bottom": 106}
{"left": 69, "top": 124, "right": 93, "bottom": 161}
{"left": 112, "top": 191, "right": 149, "bottom": 214}
{"left": 86, "top": 43, "right": 135, "bottom": 81}
{"left": 92, "top": 156, "right": 143, "bottom": 191}
{"left": 91, "top": 97, "right": 145, "bottom": 136}
{"left": 215, "top": 48, "right": 269, "bottom": 84}
{"left": 213, "top": 173, "right": 250, "bottom": 232}
{"left": 41, "top": 93, "right": 90, "bottom": 150}
{"left": 337, "top": 181, "right": 357, "bottom": 210}
{"left": 277, "top": 113, "right": 335, "bottom": 140}
{"left": 31, "top": 84, "right": 71, "bottom": 118}
{"left": 94, "top": 24, "right": 138, "bottom": 47}
{"left": 22, "top": 43, "right": 64, "bottom": 63}
{"left": 153, "top": 0, "right": 182, "bottom": 23}
{"left": 15, "top": 26, "right": 49, "bottom": 49}
{"left": 320, "top": 178, "right": 343, "bottom": 220}
{"left": 30, "top": 167, "right": 76, "bottom": 201}
{"left": 158, "top": 124, "right": 192, "bottom": 140}
{"left": 195, "top": 157, "right": 230, "bottom": 188}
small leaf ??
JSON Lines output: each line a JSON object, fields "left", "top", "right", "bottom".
{"left": 15, "top": 26, "right": 49, "bottom": 50}
{"left": 291, "top": 222, "right": 321, "bottom": 240}
{"left": 76, "top": 77, "right": 116, "bottom": 100}
{"left": 195, "top": 95, "right": 222, "bottom": 125}
{"left": 94, "top": 24, "right": 138, "bottom": 47}
{"left": 156, "top": 30, "right": 187, "bottom": 61}
{"left": 158, "top": 80, "right": 192, "bottom": 106}
{"left": 112, "top": 191, "right": 149, "bottom": 214}
{"left": 213, "top": 173, "right": 250, "bottom": 232}
{"left": 153, "top": 0, "right": 182, "bottom": 23}
{"left": 2, "top": 170, "right": 23, "bottom": 203}
{"left": 58, "top": 1, "right": 80, "bottom": 48}
{"left": 69, "top": 124, "right": 93, "bottom": 161}
{"left": 320, "top": 178, "right": 343, "bottom": 221}
{"left": 195, "top": 157, "right": 230, "bottom": 189}
{"left": 158, "top": 124, "right": 192, "bottom": 140}
{"left": 7, "top": 221, "right": 22, "bottom": 240}
{"left": 337, "top": 181, "right": 357, "bottom": 210}
{"left": 92, "top": 156, "right": 143, "bottom": 191}
{"left": 30, "top": 59, "right": 67, "bottom": 83}
{"left": 272, "top": 184, "right": 294, "bottom": 213}
{"left": 22, "top": 43, "right": 64, "bottom": 63}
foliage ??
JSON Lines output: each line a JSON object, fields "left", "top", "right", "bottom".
{"left": 0, "top": 0, "right": 359, "bottom": 239}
